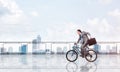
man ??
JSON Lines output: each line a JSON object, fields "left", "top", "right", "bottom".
{"left": 76, "top": 29, "right": 90, "bottom": 57}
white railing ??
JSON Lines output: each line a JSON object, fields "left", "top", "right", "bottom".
{"left": 0, "top": 41, "right": 120, "bottom": 54}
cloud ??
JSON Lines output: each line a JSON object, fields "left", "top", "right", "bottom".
{"left": 45, "top": 23, "right": 83, "bottom": 41}
{"left": 45, "top": 17, "right": 118, "bottom": 41}
{"left": 98, "top": 0, "right": 112, "bottom": 5}
{"left": 86, "top": 17, "right": 120, "bottom": 41}
{"left": 44, "top": 16, "right": 120, "bottom": 41}
{"left": 86, "top": 18, "right": 111, "bottom": 38}
{"left": 84, "top": 9, "right": 120, "bottom": 41}
{"left": 87, "top": 18, "right": 112, "bottom": 33}
{"left": 108, "top": 9, "right": 120, "bottom": 27}
{"left": 30, "top": 11, "right": 39, "bottom": 17}
{"left": 0, "top": 0, "right": 22, "bottom": 15}
{"left": 0, "top": 0, "right": 34, "bottom": 41}
{"left": 0, "top": 0, "right": 25, "bottom": 24}
{"left": 108, "top": 9, "right": 120, "bottom": 17}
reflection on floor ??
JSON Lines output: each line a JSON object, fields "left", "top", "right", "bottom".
{"left": 0, "top": 54, "right": 120, "bottom": 72}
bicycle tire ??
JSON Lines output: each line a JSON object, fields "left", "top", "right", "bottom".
{"left": 85, "top": 50, "right": 97, "bottom": 62}
{"left": 66, "top": 50, "right": 78, "bottom": 62}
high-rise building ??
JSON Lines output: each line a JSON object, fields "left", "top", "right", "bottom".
{"left": 111, "top": 46, "right": 117, "bottom": 54}
{"left": 94, "top": 44, "right": 100, "bottom": 53}
{"left": 20, "top": 45, "right": 27, "bottom": 54}
{"left": 37, "top": 35, "right": 41, "bottom": 43}
{"left": 63, "top": 46, "right": 67, "bottom": 54}
{"left": 106, "top": 45, "right": 110, "bottom": 54}
{"left": 37, "top": 35, "right": 41, "bottom": 50}
{"left": 57, "top": 47, "right": 63, "bottom": 54}
{"left": 32, "top": 35, "right": 41, "bottom": 54}
{"left": 0, "top": 47, "right": 5, "bottom": 54}
{"left": 8, "top": 47, "right": 13, "bottom": 54}
{"left": 32, "top": 39, "right": 37, "bottom": 53}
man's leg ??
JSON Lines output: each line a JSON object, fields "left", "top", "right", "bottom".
{"left": 80, "top": 44, "right": 86, "bottom": 57}
{"left": 81, "top": 40, "right": 88, "bottom": 57}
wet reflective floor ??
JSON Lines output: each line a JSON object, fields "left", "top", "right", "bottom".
{"left": 0, "top": 54, "right": 120, "bottom": 72}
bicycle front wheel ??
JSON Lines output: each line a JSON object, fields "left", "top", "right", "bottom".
{"left": 85, "top": 50, "right": 97, "bottom": 62}
{"left": 66, "top": 50, "right": 78, "bottom": 62}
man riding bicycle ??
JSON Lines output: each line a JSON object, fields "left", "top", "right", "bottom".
{"left": 66, "top": 29, "right": 97, "bottom": 62}
{"left": 76, "top": 29, "right": 91, "bottom": 58}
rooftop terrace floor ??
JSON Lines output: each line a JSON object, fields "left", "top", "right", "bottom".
{"left": 0, "top": 54, "right": 120, "bottom": 72}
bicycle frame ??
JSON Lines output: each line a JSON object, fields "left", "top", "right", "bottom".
{"left": 72, "top": 45, "right": 81, "bottom": 55}
{"left": 72, "top": 44, "right": 90, "bottom": 55}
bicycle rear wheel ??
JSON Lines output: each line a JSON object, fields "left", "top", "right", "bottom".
{"left": 85, "top": 50, "right": 97, "bottom": 62}
{"left": 66, "top": 50, "right": 78, "bottom": 62}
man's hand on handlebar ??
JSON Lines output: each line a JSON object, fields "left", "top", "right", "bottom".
{"left": 74, "top": 43, "right": 77, "bottom": 45}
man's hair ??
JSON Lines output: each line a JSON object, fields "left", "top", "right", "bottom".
{"left": 77, "top": 29, "right": 81, "bottom": 32}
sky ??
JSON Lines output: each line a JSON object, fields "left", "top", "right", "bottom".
{"left": 0, "top": 0, "right": 120, "bottom": 42}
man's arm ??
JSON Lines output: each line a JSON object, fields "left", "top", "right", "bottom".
{"left": 86, "top": 32, "right": 91, "bottom": 38}
{"left": 84, "top": 31, "right": 91, "bottom": 38}
{"left": 87, "top": 32, "right": 91, "bottom": 36}
{"left": 77, "top": 35, "right": 81, "bottom": 43}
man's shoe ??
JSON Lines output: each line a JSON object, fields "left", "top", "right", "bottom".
{"left": 80, "top": 55, "right": 84, "bottom": 58}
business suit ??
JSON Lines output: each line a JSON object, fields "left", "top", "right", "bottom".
{"left": 77, "top": 31, "right": 90, "bottom": 57}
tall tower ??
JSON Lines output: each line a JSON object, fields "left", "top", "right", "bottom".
{"left": 37, "top": 35, "right": 41, "bottom": 43}
{"left": 32, "top": 39, "right": 37, "bottom": 54}
{"left": 32, "top": 35, "right": 41, "bottom": 54}
{"left": 37, "top": 35, "right": 41, "bottom": 49}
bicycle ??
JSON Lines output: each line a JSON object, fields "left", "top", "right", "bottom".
{"left": 66, "top": 44, "right": 97, "bottom": 62}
